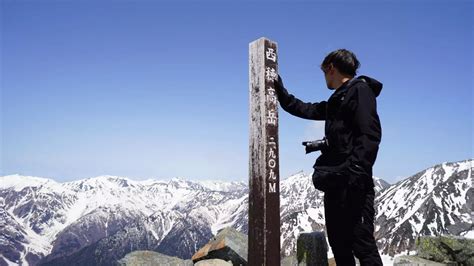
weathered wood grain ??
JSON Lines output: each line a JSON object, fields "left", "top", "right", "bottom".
{"left": 248, "top": 37, "right": 280, "bottom": 265}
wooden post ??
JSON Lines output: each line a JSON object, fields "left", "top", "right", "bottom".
{"left": 248, "top": 37, "right": 280, "bottom": 265}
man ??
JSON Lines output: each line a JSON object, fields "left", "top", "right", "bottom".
{"left": 274, "top": 49, "right": 384, "bottom": 265}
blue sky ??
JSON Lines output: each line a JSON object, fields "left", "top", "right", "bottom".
{"left": 1, "top": 0, "right": 472, "bottom": 184}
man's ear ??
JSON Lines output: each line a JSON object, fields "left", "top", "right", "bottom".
{"left": 328, "top": 63, "right": 335, "bottom": 74}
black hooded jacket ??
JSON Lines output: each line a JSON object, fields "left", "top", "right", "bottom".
{"left": 274, "top": 75, "right": 383, "bottom": 188}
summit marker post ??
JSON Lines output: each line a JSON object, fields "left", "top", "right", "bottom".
{"left": 248, "top": 37, "right": 280, "bottom": 265}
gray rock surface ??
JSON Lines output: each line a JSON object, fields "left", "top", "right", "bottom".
{"left": 281, "top": 255, "right": 299, "bottom": 266}
{"left": 296, "top": 231, "right": 328, "bottom": 266}
{"left": 416, "top": 235, "right": 474, "bottom": 265}
{"left": 194, "top": 258, "right": 233, "bottom": 265}
{"left": 393, "top": 255, "right": 449, "bottom": 266}
{"left": 117, "top": 250, "right": 193, "bottom": 266}
{"left": 192, "top": 227, "right": 248, "bottom": 265}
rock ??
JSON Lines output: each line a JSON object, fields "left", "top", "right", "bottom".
{"left": 416, "top": 235, "right": 474, "bottom": 265}
{"left": 194, "top": 258, "right": 233, "bottom": 265}
{"left": 117, "top": 250, "right": 193, "bottom": 266}
{"left": 192, "top": 227, "right": 248, "bottom": 265}
{"left": 327, "top": 256, "right": 360, "bottom": 265}
{"left": 393, "top": 255, "right": 449, "bottom": 265}
{"left": 296, "top": 231, "right": 328, "bottom": 266}
{"left": 281, "top": 255, "right": 338, "bottom": 266}
{"left": 281, "top": 255, "right": 298, "bottom": 266}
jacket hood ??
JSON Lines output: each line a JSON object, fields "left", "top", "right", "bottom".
{"left": 355, "top": 75, "right": 383, "bottom": 97}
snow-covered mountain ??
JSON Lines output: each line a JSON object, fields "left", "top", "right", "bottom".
{"left": 0, "top": 159, "right": 471, "bottom": 265}
{"left": 375, "top": 159, "right": 473, "bottom": 256}
{"left": 0, "top": 175, "right": 248, "bottom": 265}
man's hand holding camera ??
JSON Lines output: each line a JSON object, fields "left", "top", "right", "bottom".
{"left": 302, "top": 137, "right": 329, "bottom": 154}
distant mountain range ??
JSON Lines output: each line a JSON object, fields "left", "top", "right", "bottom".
{"left": 0, "top": 159, "right": 472, "bottom": 265}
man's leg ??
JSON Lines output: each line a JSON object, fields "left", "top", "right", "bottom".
{"left": 351, "top": 187, "right": 383, "bottom": 266}
{"left": 324, "top": 188, "right": 356, "bottom": 265}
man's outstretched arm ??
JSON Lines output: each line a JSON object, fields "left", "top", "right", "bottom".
{"left": 274, "top": 75, "right": 327, "bottom": 121}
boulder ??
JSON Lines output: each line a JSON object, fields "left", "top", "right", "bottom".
{"left": 296, "top": 231, "right": 328, "bottom": 266}
{"left": 281, "top": 255, "right": 338, "bottom": 266}
{"left": 393, "top": 255, "right": 449, "bottom": 265}
{"left": 192, "top": 227, "right": 248, "bottom": 265}
{"left": 281, "top": 255, "right": 298, "bottom": 266}
{"left": 194, "top": 258, "right": 233, "bottom": 265}
{"left": 416, "top": 235, "right": 474, "bottom": 265}
{"left": 117, "top": 250, "right": 193, "bottom": 266}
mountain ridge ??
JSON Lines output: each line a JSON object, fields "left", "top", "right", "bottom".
{"left": 1, "top": 158, "right": 472, "bottom": 265}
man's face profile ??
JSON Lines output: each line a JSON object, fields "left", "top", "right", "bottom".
{"left": 322, "top": 64, "right": 335, "bottom": 90}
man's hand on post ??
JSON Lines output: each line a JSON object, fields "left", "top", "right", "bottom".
{"left": 274, "top": 74, "right": 285, "bottom": 96}
{"left": 276, "top": 74, "right": 284, "bottom": 88}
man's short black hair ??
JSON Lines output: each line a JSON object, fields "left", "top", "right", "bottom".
{"left": 321, "top": 49, "right": 360, "bottom": 77}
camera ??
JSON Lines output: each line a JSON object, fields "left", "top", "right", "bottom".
{"left": 302, "top": 137, "right": 329, "bottom": 154}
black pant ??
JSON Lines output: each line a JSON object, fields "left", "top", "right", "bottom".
{"left": 324, "top": 185, "right": 383, "bottom": 266}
